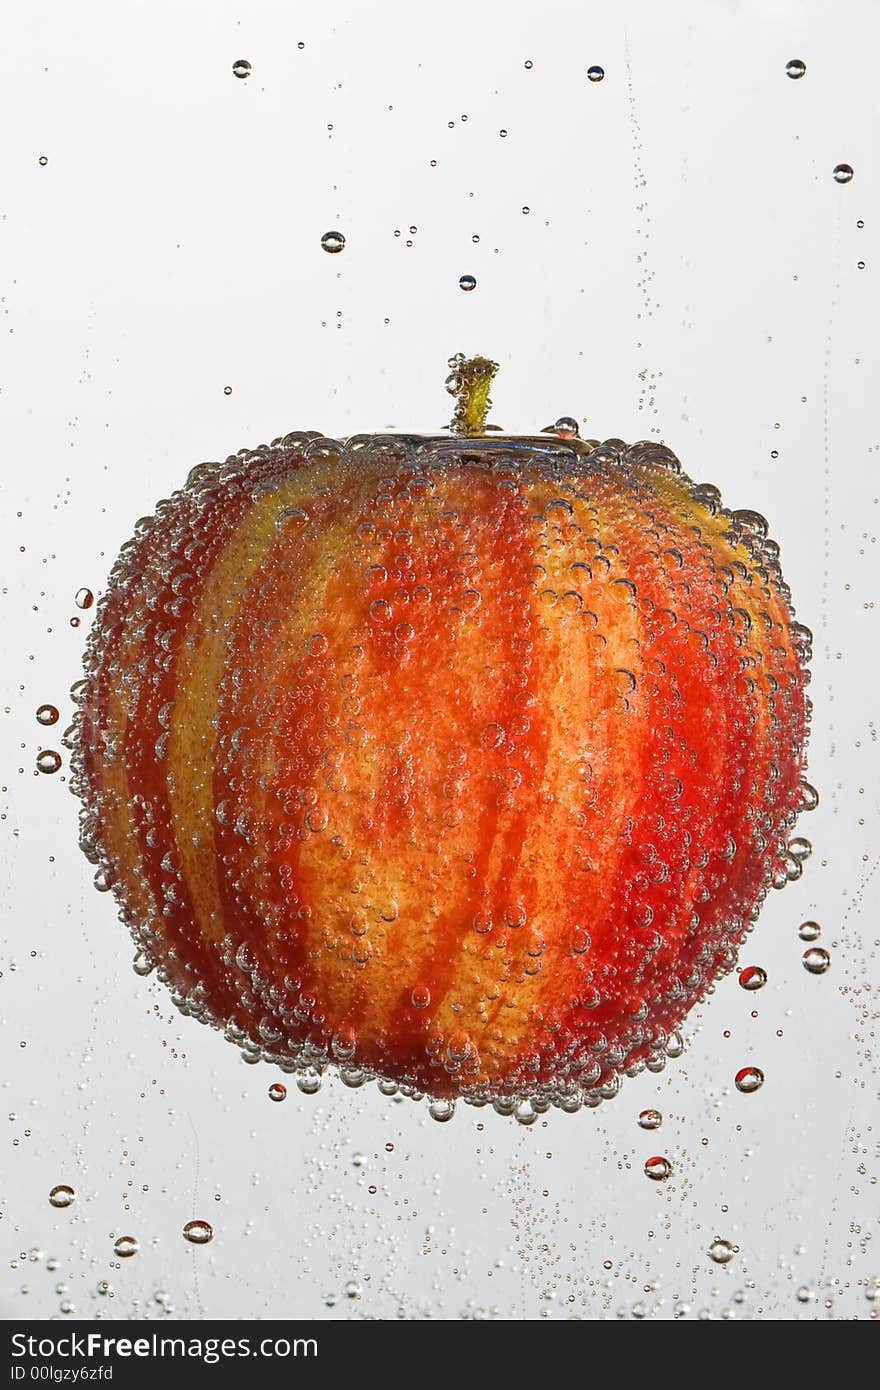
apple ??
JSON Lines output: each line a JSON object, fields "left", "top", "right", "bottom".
{"left": 70, "top": 356, "right": 813, "bottom": 1114}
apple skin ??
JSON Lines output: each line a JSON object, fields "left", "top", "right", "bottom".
{"left": 71, "top": 431, "right": 812, "bottom": 1108}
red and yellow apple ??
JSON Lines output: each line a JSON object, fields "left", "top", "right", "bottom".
{"left": 71, "top": 358, "right": 813, "bottom": 1111}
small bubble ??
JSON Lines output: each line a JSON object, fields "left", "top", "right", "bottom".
{"left": 708, "top": 1238, "right": 736, "bottom": 1265}
{"left": 38, "top": 155, "right": 48, "bottom": 167}
{"left": 36, "top": 750, "right": 62, "bottom": 775}
{"left": 49, "top": 1185, "right": 75, "bottom": 1209}
{"left": 182, "top": 1220, "right": 213, "bottom": 1246}
{"left": 296, "top": 1071, "right": 322, "bottom": 1094}
{"left": 802, "top": 947, "right": 831, "bottom": 975}
{"left": 499, "top": 129, "right": 507, "bottom": 138}
{"left": 93, "top": 868, "right": 111, "bottom": 892}
{"left": 459, "top": 274, "right": 476, "bottom": 292}
{"left": 833, "top": 163, "right": 854, "bottom": 184}
{"left": 788, "top": 836, "right": 812, "bottom": 861}
{"left": 232, "top": 59, "right": 252, "bottom": 79}
{"left": 738, "top": 965, "right": 767, "bottom": 991}
{"left": 429, "top": 1098, "right": 456, "bottom": 1122}
{"left": 223, "top": 386, "right": 232, "bottom": 396}
{"left": 571, "top": 926, "right": 591, "bottom": 956}
{"left": 524, "top": 60, "right": 533, "bottom": 70}
{"left": 411, "top": 984, "right": 431, "bottom": 1009}
{"left": 785, "top": 59, "right": 806, "bottom": 79}
{"left": 132, "top": 950, "right": 154, "bottom": 977}
{"left": 321, "top": 231, "right": 346, "bottom": 254}
{"left": 798, "top": 781, "right": 819, "bottom": 811}
{"left": 522, "top": 206, "right": 530, "bottom": 215}
{"left": 268, "top": 1083, "right": 287, "bottom": 1103}
{"left": 513, "top": 1100, "right": 538, "bottom": 1126}
{"left": 665, "top": 1031, "right": 684, "bottom": 1059}
{"left": 798, "top": 920, "right": 821, "bottom": 942}
{"left": 638, "top": 1109, "right": 662, "bottom": 1130}
{"left": 36, "top": 704, "right": 59, "bottom": 726}
{"left": 74, "top": 588, "right": 94, "bottom": 610}
{"left": 554, "top": 417, "right": 579, "bottom": 438}
{"left": 734, "top": 1066, "right": 764, "bottom": 1094}
{"left": 113, "top": 1236, "right": 139, "bottom": 1259}
{"left": 587, "top": 66, "right": 605, "bottom": 82}
{"left": 644, "top": 1156, "right": 672, "bottom": 1181}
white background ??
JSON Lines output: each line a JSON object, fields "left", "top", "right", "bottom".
{"left": 1, "top": 0, "right": 878, "bottom": 1320}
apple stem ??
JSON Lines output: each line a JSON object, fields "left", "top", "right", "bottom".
{"left": 447, "top": 354, "right": 498, "bottom": 436}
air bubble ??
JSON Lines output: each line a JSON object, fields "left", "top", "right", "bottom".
{"left": 571, "top": 927, "right": 591, "bottom": 956}
{"left": 554, "top": 417, "right": 579, "bottom": 438}
{"left": 708, "top": 1238, "right": 736, "bottom": 1264}
{"left": 738, "top": 965, "right": 767, "bottom": 992}
{"left": 734, "top": 1066, "right": 764, "bottom": 1094}
{"left": 49, "top": 1185, "right": 75, "bottom": 1209}
{"left": 459, "top": 275, "right": 476, "bottom": 292}
{"left": 665, "top": 1031, "right": 684, "bottom": 1059}
{"left": 268, "top": 1083, "right": 287, "bottom": 1102}
{"left": 296, "top": 1071, "right": 322, "bottom": 1094}
{"left": 36, "top": 750, "right": 62, "bottom": 774}
{"left": 113, "top": 1236, "right": 139, "bottom": 1258}
{"left": 638, "top": 1109, "right": 662, "bottom": 1130}
{"left": 480, "top": 722, "right": 505, "bottom": 750}
{"left": 798, "top": 782, "right": 819, "bottom": 811}
{"left": 514, "top": 1100, "right": 538, "bottom": 1126}
{"left": 587, "top": 66, "right": 605, "bottom": 82}
{"left": 132, "top": 950, "right": 154, "bottom": 977}
{"left": 36, "top": 705, "right": 59, "bottom": 726}
{"left": 802, "top": 947, "right": 831, "bottom": 975}
{"left": 429, "top": 1098, "right": 455, "bottom": 1122}
{"left": 644, "top": 1156, "right": 672, "bottom": 1181}
{"left": 232, "top": 59, "right": 252, "bottom": 79}
{"left": 321, "top": 231, "right": 346, "bottom": 254}
{"left": 74, "top": 588, "right": 94, "bottom": 610}
{"left": 798, "top": 921, "right": 821, "bottom": 942}
{"left": 833, "top": 163, "right": 854, "bottom": 184}
{"left": 785, "top": 59, "right": 806, "bottom": 79}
